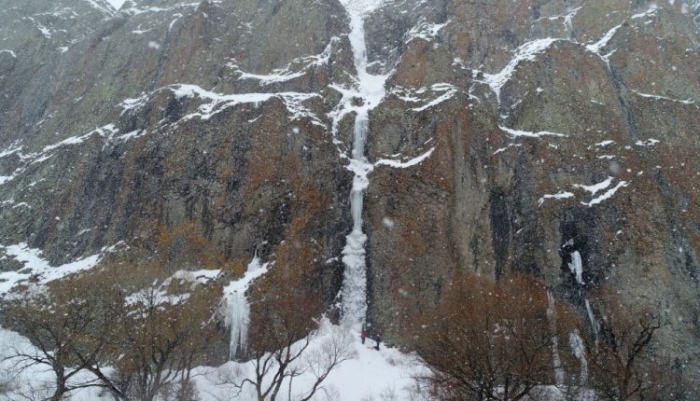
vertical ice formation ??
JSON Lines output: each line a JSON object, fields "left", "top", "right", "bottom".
{"left": 335, "top": 0, "right": 389, "bottom": 328}
{"left": 223, "top": 255, "right": 269, "bottom": 359}
{"left": 569, "top": 329, "right": 589, "bottom": 385}
{"left": 568, "top": 250, "right": 584, "bottom": 285}
{"left": 565, "top": 246, "right": 599, "bottom": 340}
{"left": 547, "top": 292, "right": 566, "bottom": 386}
{"left": 585, "top": 299, "right": 599, "bottom": 340}
{"left": 226, "top": 291, "right": 250, "bottom": 358}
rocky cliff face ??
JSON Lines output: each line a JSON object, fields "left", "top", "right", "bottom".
{"left": 362, "top": 0, "right": 700, "bottom": 367}
{"left": 1, "top": 0, "right": 699, "bottom": 369}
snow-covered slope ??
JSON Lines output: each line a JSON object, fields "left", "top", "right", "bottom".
{"left": 0, "top": 322, "right": 421, "bottom": 401}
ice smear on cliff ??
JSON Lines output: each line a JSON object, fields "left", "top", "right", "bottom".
{"left": 410, "top": 84, "right": 458, "bottom": 112}
{"left": 585, "top": 299, "right": 599, "bottom": 339}
{"left": 232, "top": 38, "right": 338, "bottom": 85}
{"left": 104, "top": 0, "right": 126, "bottom": 11}
{"left": 499, "top": 125, "right": 567, "bottom": 139}
{"left": 547, "top": 292, "right": 565, "bottom": 386}
{"left": 85, "top": 0, "right": 118, "bottom": 15}
{"left": 404, "top": 18, "right": 450, "bottom": 44}
{"left": 121, "top": 85, "right": 322, "bottom": 126}
{"left": 538, "top": 191, "right": 575, "bottom": 206}
{"left": 634, "top": 90, "right": 695, "bottom": 104}
{"left": 586, "top": 24, "right": 622, "bottom": 66}
{"left": 569, "top": 329, "right": 588, "bottom": 385}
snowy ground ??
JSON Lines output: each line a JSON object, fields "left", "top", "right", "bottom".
{"left": 0, "top": 319, "right": 593, "bottom": 400}
{"left": 0, "top": 242, "right": 418, "bottom": 400}
{"left": 196, "top": 321, "right": 422, "bottom": 401}
{"left": 0, "top": 321, "right": 422, "bottom": 401}
{"left": 0, "top": 249, "right": 421, "bottom": 400}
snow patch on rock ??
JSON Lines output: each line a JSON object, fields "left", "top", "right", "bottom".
{"left": 499, "top": 125, "right": 568, "bottom": 139}
{"left": 581, "top": 181, "right": 628, "bottom": 207}
{"left": 375, "top": 147, "right": 435, "bottom": 168}
{"left": 538, "top": 191, "right": 575, "bottom": 206}
{"left": 0, "top": 243, "right": 122, "bottom": 295}
{"left": 574, "top": 176, "right": 614, "bottom": 196}
{"left": 482, "top": 38, "right": 560, "bottom": 102}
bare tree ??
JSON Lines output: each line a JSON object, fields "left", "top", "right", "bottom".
{"left": 1, "top": 277, "right": 127, "bottom": 401}
{"left": 586, "top": 294, "right": 665, "bottom": 401}
{"left": 112, "top": 284, "right": 218, "bottom": 401}
{"left": 287, "top": 323, "right": 355, "bottom": 401}
{"left": 410, "top": 274, "right": 579, "bottom": 401}
{"left": 216, "top": 293, "right": 354, "bottom": 401}
{"left": 1, "top": 264, "right": 223, "bottom": 401}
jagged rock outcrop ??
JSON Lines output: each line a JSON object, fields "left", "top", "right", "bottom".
{"left": 1, "top": 0, "right": 699, "bottom": 372}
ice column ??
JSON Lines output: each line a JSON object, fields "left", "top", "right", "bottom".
{"left": 547, "top": 292, "right": 566, "bottom": 386}
{"left": 225, "top": 291, "right": 250, "bottom": 359}
{"left": 223, "top": 255, "right": 269, "bottom": 359}
{"left": 569, "top": 329, "right": 589, "bottom": 385}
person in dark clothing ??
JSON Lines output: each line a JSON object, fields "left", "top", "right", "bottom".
{"left": 361, "top": 327, "right": 367, "bottom": 344}
{"left": 374, "top": 334, "right": 381, "bottom": 351}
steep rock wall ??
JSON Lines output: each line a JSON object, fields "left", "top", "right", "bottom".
{"left": 360, "top": 0, "right": 700, "bottom": 369}
{"left": 0, "top": 0, "right": 698, "bottom": 367}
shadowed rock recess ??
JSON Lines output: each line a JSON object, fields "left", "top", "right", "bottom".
{"left": 1, "top": 0, "right": 699, "bottom": 370}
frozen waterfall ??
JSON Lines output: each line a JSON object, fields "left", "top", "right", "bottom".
{"left": 568, "top": 250, "right": 584, "bottom": 285}
{"left": 223, "top": 255, "right": 269, "bottom": 359}
{"left": 225, "top": 290, "right": 250, "bottom": 359}
{"left": 336, "top": 1, "right": 389, "bottom": 329}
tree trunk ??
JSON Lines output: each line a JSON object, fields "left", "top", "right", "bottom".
{"left": 52, "top": 375, "right": 66, "bottom": 401}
